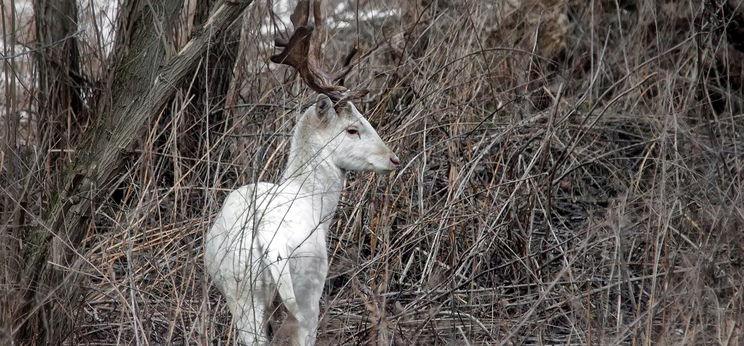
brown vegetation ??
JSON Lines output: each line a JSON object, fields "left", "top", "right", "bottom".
{"left": 1, "top": 0, "right": 743, "bottom": 344}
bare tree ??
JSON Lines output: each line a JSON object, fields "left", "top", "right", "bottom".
{"left": 7, "top": 0, "right": 254, "bottom": 343}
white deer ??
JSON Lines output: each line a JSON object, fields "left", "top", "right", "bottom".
{"left": 205, "top": 93, "right": 400, "bottom": 345}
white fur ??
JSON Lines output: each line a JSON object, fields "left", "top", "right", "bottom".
{"left": 205, "top": 95, "right": 399, "bottom": 345}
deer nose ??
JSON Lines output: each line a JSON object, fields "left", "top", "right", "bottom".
{"left": 390, "top": 155, "right": 401, "bottom": 166}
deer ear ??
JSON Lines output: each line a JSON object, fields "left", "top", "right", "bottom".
{"left": 315, "top": 94, "right": 335, "bottom": 122}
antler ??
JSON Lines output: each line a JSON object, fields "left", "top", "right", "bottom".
{"left": 270, "top": 0, "right": 365, "bottom": 102}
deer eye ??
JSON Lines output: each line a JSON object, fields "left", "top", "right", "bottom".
{"left": 346, "top": 128, "right": 359, "bottom": 136}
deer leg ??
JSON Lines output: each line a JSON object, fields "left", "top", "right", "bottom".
{"left": 290, "top": 246, "right": 328, "bottom": 345}
{"left": 260, "top": 240, "right": 303, "bottom": 320}
{"left": 230, "top": 267, "right": 272, "bottom": 345}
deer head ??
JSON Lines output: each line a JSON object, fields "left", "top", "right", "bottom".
{"left": 293, "top": 94, "right": 400, "bottom": 174}
{"left": 270, "top": 0, "right": 366, "bottom": 103}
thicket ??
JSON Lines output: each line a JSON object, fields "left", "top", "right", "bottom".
{"left": 1, "top": 0, "right": 743, "bottom": 344}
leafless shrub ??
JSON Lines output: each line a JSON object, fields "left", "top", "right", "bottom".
{"left": 1, "top": 0, "right": 743, "bottom": 344}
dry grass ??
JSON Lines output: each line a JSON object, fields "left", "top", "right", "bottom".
{"left": 2, "top": 0, "right": 744, "bottom": 344}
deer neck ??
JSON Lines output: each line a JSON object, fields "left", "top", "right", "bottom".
{"left": 281, "top": 146, "right": 345, "bottom": 225}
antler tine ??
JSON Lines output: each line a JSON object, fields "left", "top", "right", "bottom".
{"left": 291, "top": 0, "right": 310, "bottom": 28}
{"left": 311, "top": 0, "right": 323, "bottom": 34}
{"left": 270, "top": 0, "right": 350, "bottom": 102}
{"left": 274, "top": 0, "right": 309, "bottom": 47}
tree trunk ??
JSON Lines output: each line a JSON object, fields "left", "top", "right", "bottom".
{"left": 34, "top": 0, "right": 83, "bottom": 163}
{"left": 13, "top": 0, "right": 255, "bottom": 343}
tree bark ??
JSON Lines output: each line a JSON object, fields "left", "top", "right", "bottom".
{"left": 14, "top": 0, "right": 255, "bottom": 343}
{"left": 34, "top": 0, "right": 83, "bottom": 160}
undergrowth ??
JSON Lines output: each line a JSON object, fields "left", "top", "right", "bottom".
{"left": 1, "top": 0, "right": 743, "bottom": 344}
